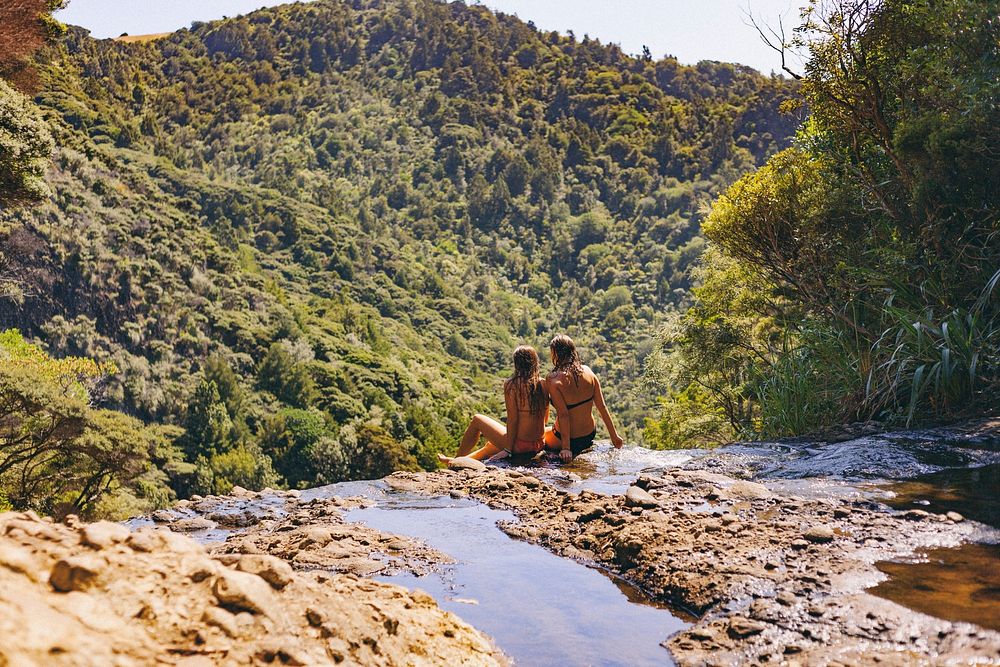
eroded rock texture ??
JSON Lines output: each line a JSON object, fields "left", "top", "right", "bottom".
{"left": 0, "top": 509, "right": 503, "bottom": 666}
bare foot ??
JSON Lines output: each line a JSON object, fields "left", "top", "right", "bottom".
{"left": 436, "top": 453, "right": 452, "bottom": 466}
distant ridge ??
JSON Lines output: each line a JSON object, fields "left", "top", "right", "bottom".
{"left": 114, "top": 32, "right": 172, "bottom": 43}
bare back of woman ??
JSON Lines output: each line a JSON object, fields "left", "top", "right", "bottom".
{"left": 438, "top": 345, "right": 549, "bottom": 464}
{"left": 543, "top": 335, "right": 624, "bottom": 462}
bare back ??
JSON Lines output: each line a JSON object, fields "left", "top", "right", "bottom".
{"left": 505, "top": 384, "right": 549, "bottom": 443}
{"left": 547, "top": 365, "right": 598, "bottom": 437}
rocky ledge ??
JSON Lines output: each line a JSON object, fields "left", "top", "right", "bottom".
{"left": 0, "top": 506, "right": 503, "bottom": 666}
{"left": 152, "top": 486, "right": 453, "bottom": 579}
{"left": 385, "top": 466, "right": 1000, "bottom": 666}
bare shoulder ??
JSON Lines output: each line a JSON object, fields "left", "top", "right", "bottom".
{"left": 546, "top": 370, "right": 567, "bottom": 389}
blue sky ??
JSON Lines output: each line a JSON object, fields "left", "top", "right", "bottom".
{"left": 57, "top": 0, "right": 801, "bottom": 73}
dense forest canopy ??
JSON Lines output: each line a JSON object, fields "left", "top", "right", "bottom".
{"left": 0, "top": 0, "right": 802, "bottom": 516}
{"left": 644, "top": 0, "right": 1000, "bottom": 446}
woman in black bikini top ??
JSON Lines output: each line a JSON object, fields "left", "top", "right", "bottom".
{"left": 543, "top": 334, "right": 624, "bottom": 462}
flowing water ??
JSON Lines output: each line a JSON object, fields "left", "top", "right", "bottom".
{"left": 478, "top": 429, "right": 1000, "bottom": 638}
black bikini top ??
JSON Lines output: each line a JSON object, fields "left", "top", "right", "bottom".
{"left": 551, "top": 393, "right": 594, "bottom": 410}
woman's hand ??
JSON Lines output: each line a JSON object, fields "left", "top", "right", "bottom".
{"left": 610, "top": 433, "right": 624, "bottom": 448}
{"left": 559, "top": 448, "right": 573, "bottom": 463}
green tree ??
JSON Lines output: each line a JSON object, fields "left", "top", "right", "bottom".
{"left": 0, "top": 330, "right": 179, "bottom": 519}
{"left": 257, "top": 341, "right": 317, "bottom": 408}
{"left": 182, "top": 380, "right": 235, "bottom": 458}
{"left": 259, "top": 407, "right": 327, "bottom": 488}
{"left": 0, "top": 78, "right": 53, "bottom": 206}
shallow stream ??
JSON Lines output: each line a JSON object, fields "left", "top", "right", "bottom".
{"left": 145, "top": 424, "right": 1000, "bottom": 663}
{"left": 318, "top": 482, "right": 689, "bottom": 666}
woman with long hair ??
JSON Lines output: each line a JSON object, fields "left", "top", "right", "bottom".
{"left": 438, "top": 345, "right": 549, "bottom": 464}
{"left": 543, "top": 334, "right": 623, "bottom": 462}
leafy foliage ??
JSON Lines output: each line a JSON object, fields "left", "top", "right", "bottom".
{"left": 0, "top": 329, "right": 183, "bottom": 519}
{"left": 646, "top": 0, "right": 1000, "bottom": 440}
{"left": 1, "top": 0, "right": 798, "bottom": 504}
{"left": 0, "top": 78, "right": 55, "bottom": 207}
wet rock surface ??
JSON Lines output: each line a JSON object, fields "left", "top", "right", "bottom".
{"left": 0, "top": 507, "right": 503, "bottom": 666}
{"left": 385, "top": 466, "right": 1000, "bottom": 665}
{"left": 207, "top": 492, "right": 454, "bottom": 578}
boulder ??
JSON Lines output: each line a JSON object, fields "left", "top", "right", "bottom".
{"left": 126, "top": 529, "right": 164, "bottom": 553}
{"left": 212, "top": 569, "right": 276, "bottom": 617}
{"left": 624, "top": 486, "right": 658, "bottom": 509}
{"left": 50, "top": 555, "right": 103, "bottom": 592}
{"left": 727, "top": 617, "right": 766, "bottom": 638}
{"left": 725, "top": 480, "right": 773, "bottom": 501}
{"left": 448, "top": 456, "right": 487, "bottom": 471}
{"left": 235, "top": 554, "right": 294, "bottom": 589}
{"left": 170, "top": 517, "right": 217, "bottom": 532}
{"left": 80, "top": 521, "right": 130, "bottom": 549}
{"left": 803, "top": 525, "right": 835, "bottom": 543}
{"left": 0, "top": 543, "right": 40, "bottom": 580}
{"left": 202, "top": 606, "right": 241, "bottom": 638}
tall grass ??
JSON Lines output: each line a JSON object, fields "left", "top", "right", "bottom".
{"left": 865, "top": 269, "right": 1000, "bottom": 425}
{"left": 753, "top": 326, "right": 861, "bottom": 437}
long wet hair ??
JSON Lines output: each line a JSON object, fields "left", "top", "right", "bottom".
{"left": 504, "top": 345, "right": 546, "bottom": 415}
{"left": 549, "top": 334, "right": 584, "bottom": 386}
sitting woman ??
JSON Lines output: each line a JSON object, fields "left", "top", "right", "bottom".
{"left": 544, "top": 334, "right": 624, "bottom": 462}
{"left": 438, "top": 345, "right": 549, "bottom": 464}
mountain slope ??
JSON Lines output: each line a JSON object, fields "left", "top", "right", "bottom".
{"left": 0, "top": 0, "right": 799, "bottom": 497}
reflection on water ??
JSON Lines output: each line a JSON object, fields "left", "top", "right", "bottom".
{"left": 342, "top": 488, "right": 688, "bottom": 667}
{"left": 143, "top": 427, "right": 1000, "bottom": 649}
{"left": 881, "top": 463, "right": 1000, "bottom": 529}
{"left": 493, "top": 443, "right": 700, "bottom": 495}
{"left": 871, "top": 543, "right": 1000, "bottom": 631}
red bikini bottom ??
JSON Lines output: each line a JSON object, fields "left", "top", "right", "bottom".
{"left": 512, "top": 438, "right": 544, "bottom": 454}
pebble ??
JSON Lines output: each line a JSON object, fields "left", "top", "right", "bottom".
{"left": 946, "top": 511, "right": 964, "bottom": 523}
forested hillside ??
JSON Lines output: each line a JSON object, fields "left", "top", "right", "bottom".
{"left": 643, "top": 0, "right": 999, "bottom": 447}
{"left": 0, "top": 0, "right": 798, "bottom": 516}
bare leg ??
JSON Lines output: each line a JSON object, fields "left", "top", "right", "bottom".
{"left": 466, "top": 441, "right": 504, "bottom": 461}
{"left": 438, "top": 414, "right": 508, "bottom": 464}
{"left": 543, "top": 426, "right": 560, "bottom": 451}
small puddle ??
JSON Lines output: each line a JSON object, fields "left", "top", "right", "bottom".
{"left": 880, "top": 463, "right": 1000, "bottom": 529}
{"left": 339, "top": 485, "right": 689, "bottom": 666}
{"left": 871, "top": 543, "right": 1000, "bottom": 631}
